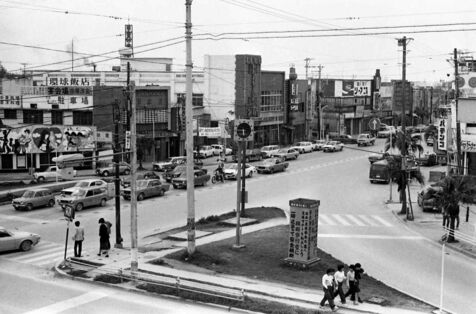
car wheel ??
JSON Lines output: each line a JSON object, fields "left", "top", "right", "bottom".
{"left": 370, "top": 180, "right": 374, "bottom": 184}
{"left": 124, "top": 169, "right": 130, "bottom": 175}
{"left": 137, "top": 193, "right": 144, "bottom": 201}
{"left": 270, "top": 168, "right": 274, "bottom": 174}
{"left": 48, "top": 199, "right": 55, "bottom": 207}
{"left": 27, "top": 203, "right": 33, "bottom": 211}
{"left": 248, "top": 171, "right": 253, "bottom": 178}
{"left": 103, "top": 170, "right": 110, "bottom": 177}
{"left": 20, "top": 240, "right": 33, "bottom": 251}
{"left": 100, "top": 198, "right": 106, "bottom": 207}
{"left": 76, "top": 203, "right": 84, "bottom": 211}
{"left": 245, "top": 157, "right": 250, "bottom": 163}
{"left": 37, "top": 176, "right": 45, "bottom": 183}
{"left": 158, "top": 189, "right": 165, "bottom": 196}
{"left": 294, "top": 155, "right": 298, "bottom": 160}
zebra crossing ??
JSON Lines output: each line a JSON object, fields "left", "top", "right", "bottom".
{"left": 318, "top": 214, "right": 394, "bottom": 227}
{"left": 1, "top": 241, "right": 77, "bottom": 267}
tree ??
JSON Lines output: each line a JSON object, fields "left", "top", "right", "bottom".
{"left": 385, "top": 129, "right": 425, "bottom": 218}
{"left": 434, "top": 175, "right": 476, "bottom": 242}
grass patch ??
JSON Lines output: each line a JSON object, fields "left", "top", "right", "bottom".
{"left": 93, "top": 273, "right": 130, "bottom": 284}
{"left": 137, "top": 282, "right": 318, "bottom": 314}
{"left": 167, "top": 225, "right": 434, "bottom": 312}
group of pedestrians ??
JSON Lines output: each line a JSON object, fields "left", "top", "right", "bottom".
{"left": 70, "top": 218, "right": 112, "bottom": 258}
{"left": 320, "top": 263, "right": 365, "bottom": 312}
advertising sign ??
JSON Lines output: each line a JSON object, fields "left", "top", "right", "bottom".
{"left": 334, "top": 80, "right": 371, "bottom": 97}
{"left": 199, "top": 127, "right": 221, "bottom": 137}
{"left": 437, "top": 119, "right": 447, "bottom": 151}
{"left": 461, "top": 134, "right": 476, "bottom": 152}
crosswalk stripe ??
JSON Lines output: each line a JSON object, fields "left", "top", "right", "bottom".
{"left": 13, "top": 246, "right": 63, "bottom": 262}
{"left": 345, "top": 214, "right": 366, "bottom": 226}
{"left": 358, "top": 215, "right": 379, "bottom": 226}
{"left": 319, "top": 214, "right": 336, "bottom": 225}
{"left": 332, "top": 214, "right": 351, "bottom": 226}
{"left": 14, "top": 249, "right": 70, "bottom": 264}
{"left": 371, "top": 215, "right": 393, "bottom": 227}
{"left": 3, "top": 243, "right": 58, "bottom": 259}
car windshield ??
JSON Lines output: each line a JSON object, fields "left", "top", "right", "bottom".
{"left": 263, "top": 159, "right": 276, "bottom": 165}
{"left": 358, "top": 135, "right": 367, "bottom": 139}
{"left": 23, "top": 191, "right": 36, "bottom": 198}
{"left": 277, "top": 149, "right": 287, "bottom": 153}
{"left": 262, "top": 147, "right": 271, "bottom": 151}
{"left": 137, "top": 180, "right": 148, "bottom": 188}
{"left": 327, "top": 141, "right": 337, "bottom": 145}
{"left": 75, "top": 181, "right": 91, "bottom": 188}
{"left": 227, "top": 164, "right": 239, "bottom": 170}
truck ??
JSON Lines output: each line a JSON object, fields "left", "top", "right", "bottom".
{"left": 33, "top": 166, "right": 77, "bottom": 183}
{"left": 357, "top": 133, "right": 376, "bottom": 146}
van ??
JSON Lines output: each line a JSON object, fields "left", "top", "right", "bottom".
{"left": 261, "top": 145, "right": 280, "bottom": 158}
{"left": 56, "top": 186, "right": 108, "bottom": 211}
{"left": 369, "top": 160, "right": 390, "bottom": 184}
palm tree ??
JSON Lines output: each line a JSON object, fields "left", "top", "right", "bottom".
{"left": 385, "top": 129, "right": 425, "bottom": 218}
{"left": 434, "top": 175, "right": 476, "bottom": 242}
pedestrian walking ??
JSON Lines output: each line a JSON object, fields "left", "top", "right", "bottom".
{"left": 354, "top": 263, "right": 365, "bottom": 303}
{"left": 72, "top": 221, "right": 84, "bottom": 257}
{"left": 320, "top": 268, "right": 338, "bottom": 312}
{"left": 334, "top": 264, "right": 347, "bottom": 304}
{"left": 98, "top": 218, "right": 110, "bottom": 257}
{"left": 344, "top": 265, "right": 359, "bottom": 305}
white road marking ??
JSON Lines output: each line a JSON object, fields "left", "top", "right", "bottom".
{"left": 345, "top": 214, "right": 366, "bottom": 226}
{"left": 319, "top": 214, "right": 336, "bottom": 225}
{"left": 358, "top": 214, "right": 379, "bottom": 226}
{"left": 332, "top": 214, "right": 351, "bottom": 226}
{"left": 319, "top": 234, "right": 424, "bottom": 240}
{"left": 23, "top": 290, "right": 111, "bottom": 314}
{"left": 0, "top": 213, "right": 48, "bottom": 224}
{"left": 371, "top": 215, "right": 393, "bottom": 227}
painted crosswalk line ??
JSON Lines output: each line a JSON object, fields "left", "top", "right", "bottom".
{"left": 1, "top": 241, "right": 79, "bottom": 267}
{"left": 318, "top": 214, "right": 393, "bottom": 228}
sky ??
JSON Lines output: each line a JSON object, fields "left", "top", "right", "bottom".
{"left": 1, "top": 0, "right": 476, "bottom": 85}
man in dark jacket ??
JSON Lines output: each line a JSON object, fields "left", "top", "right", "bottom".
{"left": 98, "top": 218, "right": 110, "bottom": 257}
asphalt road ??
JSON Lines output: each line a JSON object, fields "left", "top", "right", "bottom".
{"left": 0, "top": 260, "right": 248, "bottom": 314}
{"left": 1, "top": 139, "right": 475, "bottom": 314}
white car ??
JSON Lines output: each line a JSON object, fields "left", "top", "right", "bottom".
{"left": 291, "top": 142, "right": 314, "bottom": 153}
{"left": 0, "top": 226, "right": 40, "bottom": 252}
{"left": 377, "top": 126, "right": 396, "bottom": 138}
{"left": 322, "top": 141, "right": 344, "bottom": 152}
{"left": 199, "top": 146, "right": 214, "bottom": 158}
{"left": 211, "top": 144, "right": 232, "bottom": 156}
{"left": 223, "top": 164, "right": 257, "bottom": 179}
{"left": 74, "top": 179, "right": 108, "bottom": 189}
{"left": 261, "top": 145, "right": 280, "bottom": 158}
{"left": 311, "top": 140, "right": 326, "bottom": 151}
{"left": 152, "top": 156, "right": 186, "bottom": 171}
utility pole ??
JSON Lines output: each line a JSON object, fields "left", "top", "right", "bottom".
{"left": 317, "top": 64, "right": 324, "bottom": 140}
{"left": 71, "top": 39, "right": 74, "bottom": 71}
{"left": 130, "top": 82, "right": 138, "bottom": 274}
{"left": 454, "top": 48, "right": 462, "bottom": 175}
{"left": 430, "top": 87, "right": 433, "bottom": 124}
{"left": 113, "top": 104, "right": 123, "bottom": 248}
{"left": 185, "top": 0, "right": 196, "bottom": 256}
{"left": 304, "top": 58, "right": 313, "bottom": 140}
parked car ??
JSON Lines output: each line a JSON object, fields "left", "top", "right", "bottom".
{"left": 211, "top": 144, "right": 232, "bottom": 156}
{"left": 261, "top": 145, "right": 280, "bottom": 158}
{"left": 291, "top": 141, "right": 314, "bottom": 153}
{"left": 377, "top": 126, "right": 396, "bottom": 138}
{"left": 256, "top": 158, "right": 289, "bottom": 174}
{"left": 368, "top": 152, "right": 388, "bottom": 164}
{"left": 152, "top": 156, "right": 187, "bottom": 172}
{"left": 233, "top": 148, "right": 263, "bottom": 162}
{"left": 415, "top": 152, "right": 437, "bottom": 167}
{"left": 121, "top": 172, "right": 161, "bottom": 188}
{"left": 272, "top": 148, "right": 299, "bottom": 160}
{"left": 223, "top": 164, "right": 257, "bottom": 179}
{"left": 122, "top": 179, "right": 170, "bottom": 201}
{"left": 74, "top": 179, "right": 108, "bottom": 189}
{"left": 96, "top": 162, "right": 130, "bottom": 177}
{"left": 369, "top": 159, "right": 390, "bottom": 184}
{"left": 12, "top": 188, "right": 56, "bottom": 211}
{"left": 311, "top": 140, "right": 326, "bottom": 151}
{"left": 199, "top": 146, "right": 215, "bottom": 158}
{"left": 172, "top": 169, "right": 210, "bottom": 189}
{"left": 0, "top": 226, "right": 40, "bottom": 252}
{"left": 322, "top": 141, "right": 344, "bottom": 152}
{"left": 417, "top": 184, "right": 443, "bottom": 212}
{"left": 330, "top": 134, "right": 358, "bottom": 144}
{"left": 56, "top": 186, "right": 109, "bottom": 211}
{"left": 357, "top": 133, "right": 376, "bottom": 146}
{"left": 163, "top": 165, "right": 203, "bottom": 182}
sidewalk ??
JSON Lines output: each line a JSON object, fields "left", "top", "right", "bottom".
{"left": 386, "top": 165, "right": 476, "bottom": 259}
{"left": 57, "top": 218, "right": 429, "bottom": 314}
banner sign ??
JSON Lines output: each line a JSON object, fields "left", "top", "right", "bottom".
{"left": 199, "top": 127, "right": 221, "bottom": 137}
{"left": 437, "top": 119, "right": 447, "bottom": 151}
{"left": 22, "top": 86, "right": 93, "bottom": 96}
{"left": 461, "top": 134, "right": 476, "bottom": 152}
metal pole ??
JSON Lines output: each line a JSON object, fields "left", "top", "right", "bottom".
{"left": 454, "top": 48, "right": 462, "bottom": 175}
{"left": 318, "top": 65, "right": 323, "bottom": 140}
{"left": 241, "top": 142, "right": 247, "bottom": 217}
{"left": 438, "top": 229, "right": 448, "bottom": 314}
{"left": 130, "top": 83, "right": 138, "bottom": 273}
{"left": 152, "top": 113, "right": 156, "bottom": 162}
{"left": 235, "top": 141, "right": 243, "bottom": 248}
{"left": 114, "top": 106, "right": 123, "bottom": 248}
{"left": 185, "top": 0, "right": 196, "bottom": 256}
{"left": 388, "top": 131, "right": 393, "bottom": 203}
{"left": 64, "top": 220, "right": 70, "bottom": 261}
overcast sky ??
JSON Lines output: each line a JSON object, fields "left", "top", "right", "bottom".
{"left": 1, "top": 0, "right": 476, "bottom": 84}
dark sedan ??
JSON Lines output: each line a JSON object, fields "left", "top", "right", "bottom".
{"left": 330, "top": 134, "right": 358, "bottom": 144}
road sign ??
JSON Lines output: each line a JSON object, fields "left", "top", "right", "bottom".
{"left": 234, "top": 119, "right": 254, "bottom": 141}
{"left": 368, "top": 118, "right": 381, "bottom": 131}
{"left": 125, "top": 131, "right": 131, "bottom": 149}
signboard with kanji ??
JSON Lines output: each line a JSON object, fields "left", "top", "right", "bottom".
{"left": 437, "top": 119, "right": 447, "bottom": 151}
{"left": 284, "top": 198, "right": 320, "bottom": 268}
